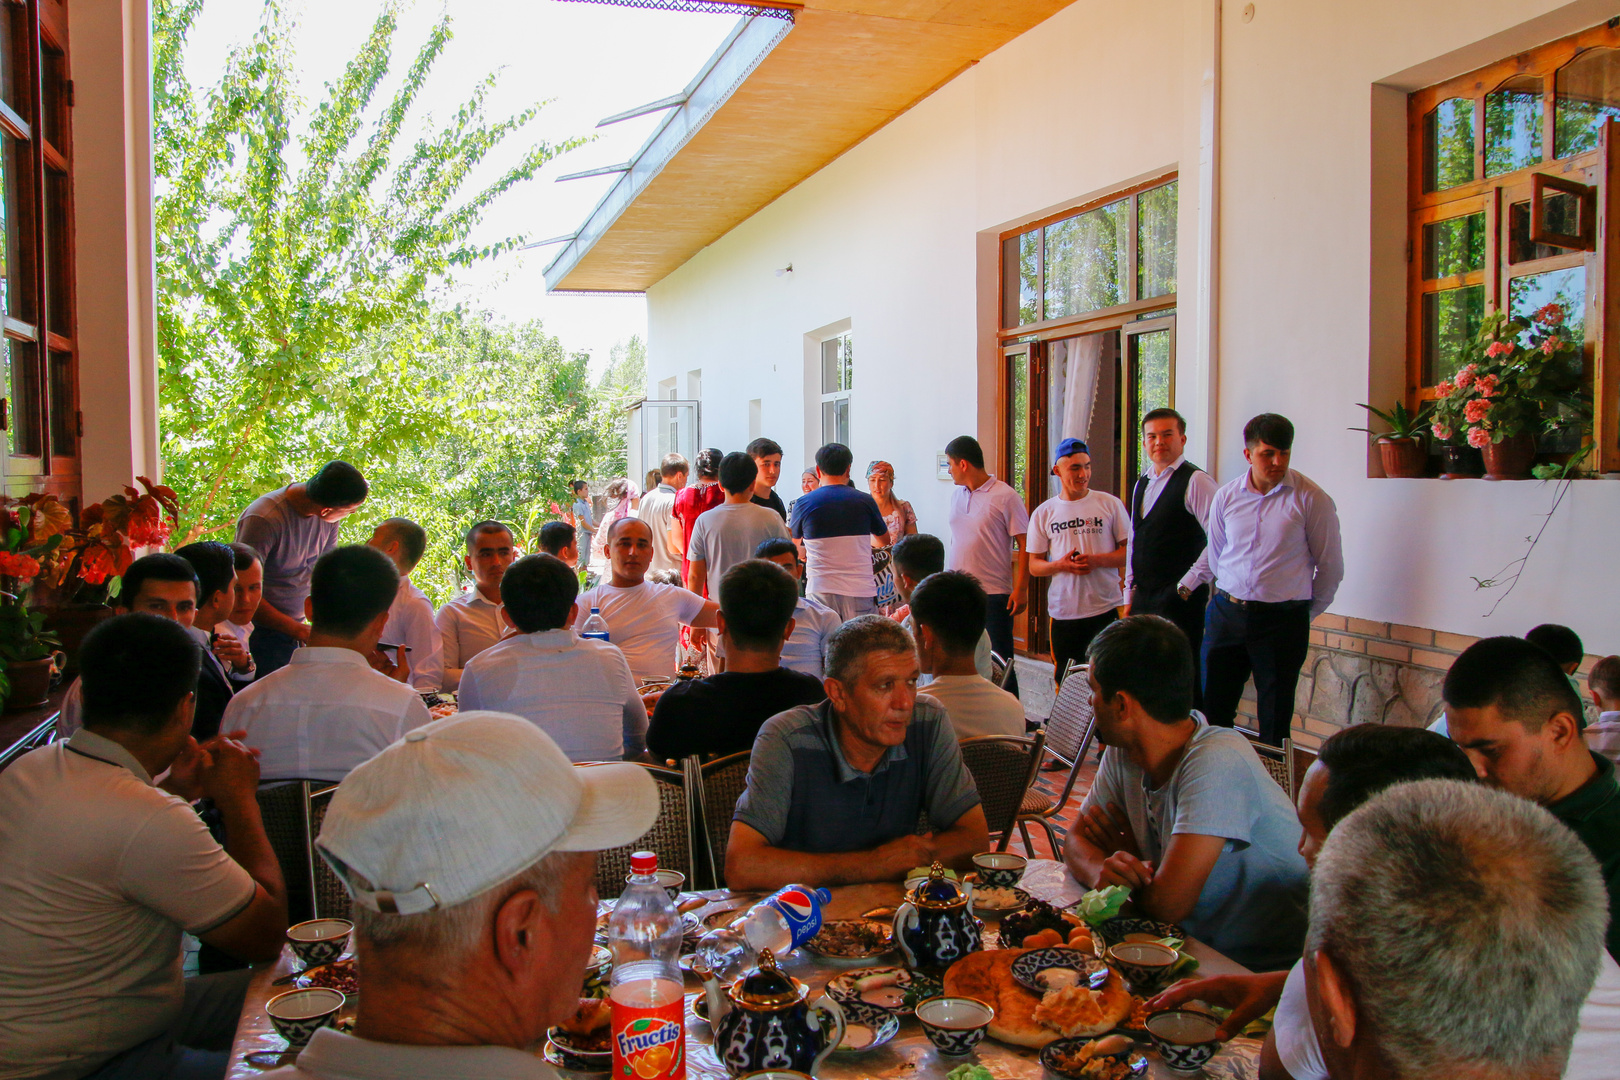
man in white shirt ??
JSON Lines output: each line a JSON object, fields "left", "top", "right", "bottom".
{"left": 1181, "top": 414, "right": 1343, "bottom": 745}
{"left": 225, "top": 546, "right": 431, "bottom": 783}
{"left": 891, "top": 534, "right": 993, "bottom": 685}
{"left": 458, "top": 554, "right": 646, "bottom": 762}
{"left": 945, "top": 434, "right": 1030, "bottom": 697}
{"left": 434, "top": 520, "right": 515, "bottom": 691}
{"left": 912, "top": 571, "right": 1024, "bottom": 739}
{"left": 755, "top": 538, "right": 843, "bottom": 678}
{"left": 688, "top": 452, "right": 791, "bottom": 601}
{"left": 639, "top": 453, "right": 688, "bottom": 573}
{"left": 575, "top": 517, "right": 717, "bottom": 682}
{"left": 787, "top": 442, "right": 889, "bottom": 620}
{"left": 219, "top": 543, "right": 262, "bottom": 686}
{"left": 1027, "top": 438, "right": 1130, "bottom": 684}
{"left": 368, "top": 517, "right": 444, "bottom": 693}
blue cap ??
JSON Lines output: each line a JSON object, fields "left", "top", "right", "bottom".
{"left": 1052, "top": 437, "right": 1090, "bottom": 465}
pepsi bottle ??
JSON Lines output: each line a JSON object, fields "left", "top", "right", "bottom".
{"left": 693, "top": 884, "right": 831, "bottom": 981}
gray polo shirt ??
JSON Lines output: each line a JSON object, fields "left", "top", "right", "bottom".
{"left": 235, "top": 487, "right": 340, "bottom": 620}
{"left": 734, "top": 699, "right": 981, "bottom": 853}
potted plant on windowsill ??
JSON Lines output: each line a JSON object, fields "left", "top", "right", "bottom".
{"left": 1352, "top": 400, "right": 1433, "bottom": 478}
{"left": 0, "top": 500, "right": 66, "bottom": 711}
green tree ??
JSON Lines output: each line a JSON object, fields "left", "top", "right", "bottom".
{"left": 154, "top": 0, "right": 583, "bottom": 542}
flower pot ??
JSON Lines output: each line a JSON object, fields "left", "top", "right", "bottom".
{"left": 1483, "top": 431, "right": 1537, "bottom": 480}
{"left": 43, "top": 603, "right": 114, "bottom": 679}
{"left": 4, "top": 654, "right": 62, "bottom": 712}
{"left": 1440, "top": 445, "right": 1484, "bottom": 479}
{"left": 1378, "top": 438, "right": 1427, "bottom": 478}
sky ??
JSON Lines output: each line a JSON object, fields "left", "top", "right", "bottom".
{"left": 181, "top": 0, "right": 740, "bottom": 375}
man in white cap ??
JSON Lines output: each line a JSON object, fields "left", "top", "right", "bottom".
{"left": 263, "top": 710, "right": 658, "bottom": 1079}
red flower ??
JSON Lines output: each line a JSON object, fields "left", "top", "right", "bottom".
{"left": 1535, "top": 302, "right": 1565, "bottom": 325}
{"left": 0, "top": 552, "right": 41, "bottom": 581}
{"left": 78, "top": 546, "right": 115, "bottom": 586}
{"left": 1464, "top": 399, "right": 1491, "bottom": 424}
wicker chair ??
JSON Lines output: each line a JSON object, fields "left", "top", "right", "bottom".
{"left": 1014, "top": 661, "right": 1099, "bottom": 857}
{"left": 1250, "top": 740, "right": 1291, "bottom": 793}
{"left": 579, "top": 762, "right": 693, "bottom": 899}
{"left": 258, "top": 782, "right": 316, "bottom": 924}
{"left": 988, "top": 652, "right": 1014, "bottom": 690}
{"left": 691, "top": 750, "right": 751, "bottom": 890}
{"left": 959, "top": 731, "right": 1045, "bottom": 852}
{"left": 305, "top": 783, "right": 350, "bottom": 920}
{"left": 1284, "top": 738, "right": 1317, "bottom": 802}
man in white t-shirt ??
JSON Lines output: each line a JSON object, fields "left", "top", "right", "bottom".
{"left": 575, "top": 517, "right": 718, "bottom": 683}
{"left": 945, "top": 435, "right": 1030, "bottom": 697}
{"left": 687, "top": 453, "right": 791, "bottom": 601}
{"left": 1027, "top": 437, "right": 1130, "bottom": 682}
{"left": 639, "top": 453, "right": 688, "bottom": 574}
{"left": 912, "top": 571, "right": 1024, "bottom": 739}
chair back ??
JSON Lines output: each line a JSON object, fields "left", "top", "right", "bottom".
{"left": 693, "top": 750, "right": 751, "bottom": 890}
{"left": 1249, "top": 741, "right": 1291, "bottom": 793}
{"left": 1043, "top": 663, "right": 1096, "bottom": 766}
{"left": 305, "top": 783, "right": 350, "bottom": 920}
{"left": 988, "top": 652, "right": 1012, "bottom": 689}
{"left": 959, "top": 731, "right": 1045, "bottom": 845}
{"left": 1284, "top": 738, "right": 1317, "bottom": 802}
{"left": 580, "top": 762, "right": 693, "bottom": 899}
{"left": 257, "top": 782, "right": 314, "bottom": 923}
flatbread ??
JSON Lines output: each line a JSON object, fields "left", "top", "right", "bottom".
{"left": 943, "top": 948, "right": 1131, "bottom": 1048}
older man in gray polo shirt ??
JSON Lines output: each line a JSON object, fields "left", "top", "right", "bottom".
{"left": 726, "top": 615, "right": 989, "bottom": 892}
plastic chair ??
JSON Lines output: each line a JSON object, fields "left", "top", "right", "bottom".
{"left": 959, "top": 730, "right": 1046, "bottom": 852}
{"left": 577, "top": 761, "right": 694, "bottom": 899}
{"left": 1014, "top": 661, "right": 1099, "bottom": 857}
{"left": 305, "top": 783, "right": 350, "bottom": 920}
{"left": 691, "top": 750, "right": 751, "bottom": 890}
{"left": 1284, "top": 738, "right": 1317, "bottom": 802}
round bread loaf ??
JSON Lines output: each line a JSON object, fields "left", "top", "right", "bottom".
{"left": 942, "top": 947, "right": 1130, "bottom": 1048}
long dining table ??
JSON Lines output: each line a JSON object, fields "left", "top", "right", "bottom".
{"left": 225, "top": 859, "right": 1262, "bottom": 1079}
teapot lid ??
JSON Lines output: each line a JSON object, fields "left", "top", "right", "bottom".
{"left": 726, "top": 950, "right": 805, "bottom": 1010}
{"left": 908, "top": 862, "right": 969, "bottom": 909}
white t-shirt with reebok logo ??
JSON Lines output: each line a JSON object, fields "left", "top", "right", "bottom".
{"left": 1027, "top": 490, "right": 1131, "bottom": 620}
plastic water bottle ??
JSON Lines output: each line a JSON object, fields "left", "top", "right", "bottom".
{"left": 694, "top": 884, "right": 832, "bottom": 981}
{"left": 581, "top": 606, "right": 611, "bottom": 642}
{"left": 609, "top": 851, "right": 686, "bottom": 1079}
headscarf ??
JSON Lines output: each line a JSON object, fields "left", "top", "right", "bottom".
{"left": 866, "top": 460, "right": 895, "bottom": 481}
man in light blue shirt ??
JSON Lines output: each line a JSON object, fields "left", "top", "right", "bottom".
{"left": 1063, "top": 614, "right": 1308, "bottom": 972}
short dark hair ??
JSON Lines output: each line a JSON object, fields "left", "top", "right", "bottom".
{"left": 570, "top": 479, "right": 588, "bottom": 495}
{"left": 1087, "top": 615, "right": 1194, "bottom": 722}
{"left": 718, "top": 560, "right": 799, "bottom": 651}
{"left": 695, "top": 448, "right": 723, "bottom": 479}
{"left": 754, "top": 537, "right": 798, "bottom": 561}
{"left": 909, "top": 571, "right": 987, "bottom": 655}
{"left": 1590, "top": 656, "right": 1620, "bottom": 701}
{"left": 80, "top": 613, "right": 201, "bottom": 736}
{"left": 228, "top": 542, "right": 261, "bottom": 573}
{"left": 537, "top": 520, "right": 576, "bottom": 556}
{"left": 815, "top": 443, "right": 854, "bottom": 477}
{"left": 1315, "top": 724, "right": 1478, "bottom": 833}
{"left": 307, "top": 460, "right": 369, "bottom": 508}
{"left": 659, "top": 453, "right": 689, "bottom": 479}
{"left": 1142, "top": 408, "right": 1187, "bottom": 435}
{"left": 1443, "top": 636, "right": 1584, "bottom": 732}
{"left": 892, "top": 533, "right": 945, "bottom": 581}
{"left": 309, "top": 545, "right": 399, "bottom": 637}
{"left": 1242, "top": 413, "right": 1294, "bottom": 451}
{"left": 374, "top": 517, "right": 427, "bottom": 572}
{"left": 174, "top": 542, "right": 235, "bottom": 608}
{"left": 500, "top": 554, "right": 578, "bottom": 633}
{"left": 605, "top": 516, "right": 653, "bottom": 544}
{"left": 944, "top": 435, "right": 984, "bottom": 469}
{"left": 465, "top": 520, "right": 512, "bottom": 552}
{"left": 747, "top": 438, "right": 783, "bottom": 460}
{"left": 719, "top": 452, "right": 759, "bottom": 495}
{"left": 118, "top": 554, "right": 198, "bottom": 609}
{"left": 1526, "top": 624, "right": 1584, "bottom": 668}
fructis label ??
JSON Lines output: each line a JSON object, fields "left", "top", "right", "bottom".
{"left": 611, "top": 996, "right": 685, "bottom": 1080}
{"left": 763, "top": 885, "right": 831, "bottom": 950}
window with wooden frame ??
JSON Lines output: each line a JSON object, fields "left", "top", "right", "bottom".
{"left": 1408, "top": 19, "right": 1620, "bottom": 472}
{"left": 819, "top": 330, "right": 852, "bottom": 446}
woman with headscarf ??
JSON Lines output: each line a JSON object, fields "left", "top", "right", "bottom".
{"left": 866, "top": 460, "right": 917, "bottom": 614}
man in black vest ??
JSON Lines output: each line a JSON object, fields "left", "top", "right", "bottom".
{"left": 1126, "top": 408, "right": 1218, "bottom": 707}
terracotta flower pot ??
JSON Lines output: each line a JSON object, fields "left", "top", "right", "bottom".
{"left": 1483, "top": 431, "right": 1537, "bottom": 480}
{"left": 1440, "top": 445, "right": 1483, "bottom": 479}
{"left": 1378, "top": 438, "right": 1427, "bottom": 478}
{"left": 4, "top": 654, "right": 62, "bottom": 712}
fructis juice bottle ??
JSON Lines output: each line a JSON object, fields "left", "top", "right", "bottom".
{"left": 607, "top": 851, "right": 685, "bottom": 1079}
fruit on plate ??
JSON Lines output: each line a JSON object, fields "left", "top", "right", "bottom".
{"left": 1000, "top": 900, "right": 1086, "bottom": 949}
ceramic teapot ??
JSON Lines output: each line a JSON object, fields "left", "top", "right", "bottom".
{"left": 695, "top": 949, "right": 845, "bottom": 1078}
{"left": 893, "top": 862, "right": 982, "bottom": 969}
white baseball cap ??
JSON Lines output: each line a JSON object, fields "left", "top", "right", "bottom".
{"left": 315, "top": 710, "right": 658, "bottom": 915}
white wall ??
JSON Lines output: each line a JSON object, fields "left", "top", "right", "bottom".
{"left": 646, "top": 0, "right": 1620, "bottom": 649}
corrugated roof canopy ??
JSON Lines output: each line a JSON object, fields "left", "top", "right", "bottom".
{"left": 545, "top": 0, "right": 1077, "bottom": 293}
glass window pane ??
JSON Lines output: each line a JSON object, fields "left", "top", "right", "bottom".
{"left": 1421, "top": 285, "right": 1484, "bottom": 385}
{"left": 1134, "top": 330, "right": 1171, "bottom": 434}
{"left": 1555, "top": 47, "right": 1620, "bottom": 159}
{"left": 1044, "top": 199, "right": 1128, "bottom": 319}
{"left": 1485, "top": 76, "right": 1543, "bottom": 177}
{"left": 4, "top": 337, "right": 39, "bottom": 457}
{"left": 840, "top": 335, "right": 852, "bottom": 392}
{"left": 4, "top": 133, "right": 33, "bottom": 326}
{"left": 0, "top": 6, "right": 26, "bottom": 117}
{"left": 1509, "top": 266, "right": 1586, "bottom": 345}
{"left": 1009, "top": 356, "right": 1028, "bottom": 496}
{"left": 1422, "top": 212, "right": 1486, "bottom": 279}
{"left": 1136, "top": 181, "right": 1177, "bottom": 300}
{"left": 1425, "top": 97, "right": 1475, "bottom": 191}
{"left": 45, "top": 168, "right": 67, "bottom": 336}
{"left": 1003, "top": 231, "right": 1039, "bottom": 327}
{"left": 1507, "top": 196, "right": 1586, "bottom": 263}
{"left": 39, "top": 47, "right": 62, "bottom": 150}
{"left": 835, "top": 398, "right": 849, "bottom": 445}
{"left": 47, "top": 347, "right": 69, "bottom": 455}
{"left": 820, "top": 338, "right": 840, "bottom": 395}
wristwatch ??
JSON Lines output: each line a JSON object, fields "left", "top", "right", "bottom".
{"left": 1177, "top": 585, "right": 1192, "bottom": 601}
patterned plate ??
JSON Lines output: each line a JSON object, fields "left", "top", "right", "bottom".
{"left": 802, "top": 919, "right": 895, "bottom": 960}
{"left": 970, "top": 885, "right": 1032, "bottom": 915}
{"left": 1010, "top": 946, "right": 1110, "bottom": 994}
{"left": 1092, "top": 917, "right": 1186, "bottom": 949}
{"left": 824, "top": 966, "right": 944, "bottom": 1016}
{"left": 1039, "top": 1037, "right": 1148, "bottom": 1079}
{"left": 833, "top": 998, "right": 902, "bottom": 1052}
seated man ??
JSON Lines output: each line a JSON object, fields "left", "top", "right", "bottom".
{"left": 647, "top": 560, "right": 825, "bottom": 760}
{"left": 368, "top": 517, "right": 444, "bottom": 693}
{"left": 576, "top": 517, "right": 718, "bottom": 683}
{"left": 224, "top": 546, "right": 430, "bottom": 782}
{"left": 1444, "top": 636, "right": 1620, "bottom": 960}
{"left": 892, "top": 534, "right": 992, "bottom": 685}
{"left": 434, "top": 520, "right": 515, "bottom": 691}
{"left": 1063, "top": 615, "right": 1308, "bottom": 971}
{"left": 262, "top": 711, "right": 657, "bottom": 1080}
{"left": 726, "top": 615, "right": 989, "bottom": 890}
{"left": 538, "top": 519, "right": 579, "bottom": 566}
{"left": 755, "top": 538, "right": 841, "bottom": 678}
{"left": 0, "top": 613, "right": 286, "bottom": 1080}
{"left": 175, "top": 541, "right": 239, "bottom": 740}
{"left": 218, "top": 543, "right": 262, "bottom": 686}
{"left": 458, "top": 554, "right": 646, "bottom": 762}
{"left": 912, "top": 571, "right": 1024, "bottom": 739}
{"left": 1306, "top": 780, "right": 1606, "bottom": 1080}
{"left": 1585, "top": 655, "right": 1620, "bottom": 765}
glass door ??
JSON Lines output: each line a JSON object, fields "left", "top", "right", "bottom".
{"left": 1003, "top": 341, "right": 1045, "bottom": 657}
{"left": 1123, "top": 318, "right": 1175, "bottom": 487}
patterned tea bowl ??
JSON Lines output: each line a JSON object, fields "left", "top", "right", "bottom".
{"left": 1107, "top": 940, "right": 1179, "bottom": 995}
{"left": 285, "top": 919, "right": 352, "bottom": 968}
{"left": 914, "top": 995, "right": 994, "bottom": 1056}
{"left": 1146, "top": 1008, "right": 1222, "bottom": 1074}
{"left": 970, "top": 852, "right": 1028, "bottom": 889}
{"left": 266, "top": 987, "right": 345, "bottom": 1049}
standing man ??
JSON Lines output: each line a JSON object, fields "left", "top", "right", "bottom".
{"left": 944, "top": 435, "right": 1029, "bottom": 697}
{"left": 434, "top": 520, "right": 515, "bottom": 692}
{"left": 1126, "top": 408, "right": 1218, "bottom": 705}
{"left": 687, "top": 453, "right": 790, "bottom": 600}
{"left": 1027, "top": 438, "right": 1130, "bottom": 683}
{"left": 1188, "top": 415, "right": 1342, "bottom": 745}
{"left": 639, "top": 453, "right": 688, "bottom": 574}
{"left": 671, "top": 448, "right": 724, "bottom": 589}
{"left": 234, "top": 461, "right": 369, "bottom": 677}
{"left": 747, "top": 438, "right": 788, "bottom": 520}
{"left": 789, "top": 443, "right": 889, "bottom": 621}
{"left": 569, "top": 480, "right": 597, "bottom": 574}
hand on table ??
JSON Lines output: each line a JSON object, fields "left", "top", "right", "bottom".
{"left": 1097, "top": 851, "right": 1155, "bottom": 891}
{"left": 873, "top": 833, "right": 939, "bottom": 879}
{"left": 1147, "top": 973, "right": 1286, "bottom": 1041}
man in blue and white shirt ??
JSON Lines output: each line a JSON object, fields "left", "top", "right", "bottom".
{"left": 789, "top": 443, "right": 889, "bottom": 622}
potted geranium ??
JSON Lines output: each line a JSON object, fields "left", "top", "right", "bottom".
{"left": 1352, "top": 400, "right": 1433, "bottom": 478}
{"left": 0, "top": 499, "right": 65, "bottom": 710}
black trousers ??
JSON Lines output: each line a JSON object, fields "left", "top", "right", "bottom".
{"left": 1050, "top": 610, "right": 1119, "bottom": 684}
{"left": 984, "top": 593, "right": 1018, "bottom": 698}
{"left": 1132, "top": 583, "right": 1209, "bottom": 709}
{"left": 1200, "top": 592, "right": 1311, "bottom": 746}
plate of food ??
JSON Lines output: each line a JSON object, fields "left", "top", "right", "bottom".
{"left": 1010, "top": 946, "right": 1109, "bottom": 994}
{"left": 595, "top": 909, "right": 703, "bottom": 947}
{"left": 1092, "top": 917, "right": 1185, "bottom": 950}
{"left": 548, "top": 999, "right": 611, "bottom": 1072}
{"left": 998, "top": 899, "right": 1089, "bottom": 949}
{"left": 825, "top": 966, "right": 944, "bottom": 1016}
{"left": 803, "top": 919, "right": 894, "bottom": 960}
{"left": 970, "top": 884, "right": 1032, "bottom": 916}
{"left": 832, "top": 998, "right": 901, "bottom": 1053}
{"left": 1117, "top": 995, "right": 1154, "bottom": 1035}
{"left": 1039, "top": 1034, "right": 1147, "bottom": 1079}
{"left": 294, "top": 957, "right": 359, "bottom": 996}
{"left": 943, "top": 948, "right": 1131, "bottom": 1049}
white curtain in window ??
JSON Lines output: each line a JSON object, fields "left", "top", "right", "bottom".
{"left": 1050, "top": 333, "right": 1104, "bottom": 445}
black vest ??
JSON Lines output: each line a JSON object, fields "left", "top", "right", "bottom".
{"left": 1129, "top": 461, "right": 1207, "bottom": 612}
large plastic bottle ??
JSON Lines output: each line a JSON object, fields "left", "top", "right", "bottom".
{"left": 608, "top": 851, "right": 685, "bottom": 1079}
{"left": 581, "top": 606, "right": 611, "bottom": 642}
{"left": 693, "top": 884, "right": 832, "bottom": 982}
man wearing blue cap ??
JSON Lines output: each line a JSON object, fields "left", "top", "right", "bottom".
{"left": 1027, "top": 438, "right": 1130, "bottom": 683}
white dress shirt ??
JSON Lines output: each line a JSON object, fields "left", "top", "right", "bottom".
{"left": 381, "top": 578, "right": 444, "bottom": 693}
{"left": 457, "top": 628, "right": 646, "bottom": 762}
{"left": 1124, "top": 455, "right": 1219, "bottom": 597}
{"left": 223, "top": 648, "right": 431, "bottom": 782}
{"left": 433, "top": 587, "right": 506, "bottom": 691}
{"left": 947, "top": 476, "right": 1030, "bottom": 596}
{"left": 1182, "top": 468, "right": 1344, "bottom": 619}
